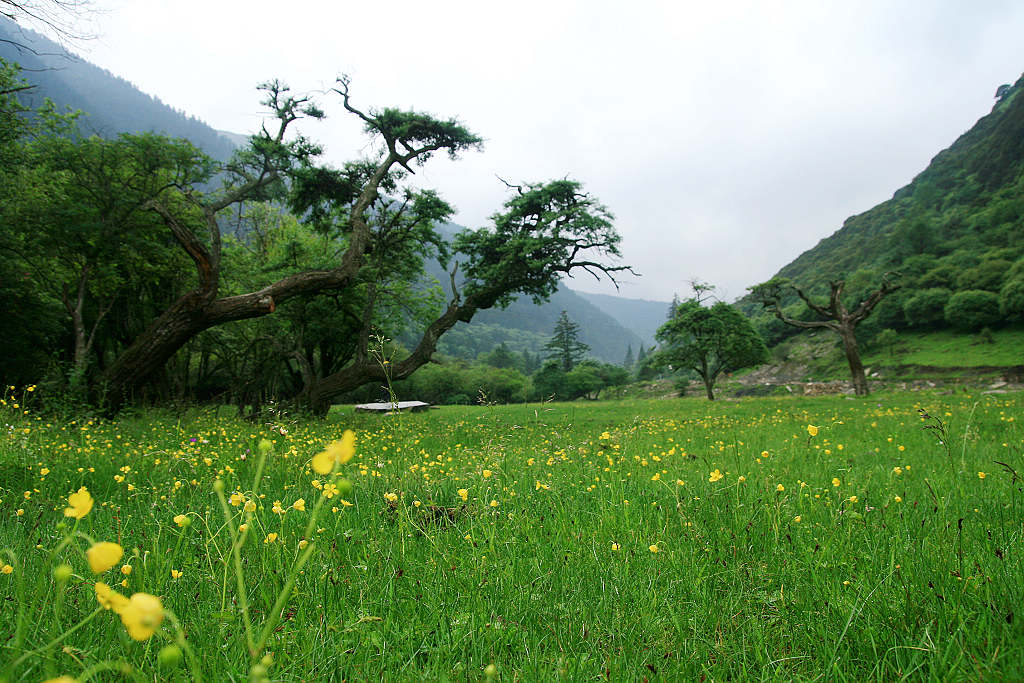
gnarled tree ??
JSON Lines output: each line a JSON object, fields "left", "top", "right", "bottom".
{"left": 748, "top": 274, "right": 899, "bottom": 396}
{"left": 89, "top": 77, "right": 629, "bottom": 413}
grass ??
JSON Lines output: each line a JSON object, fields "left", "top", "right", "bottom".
{"left": 862, "top": 327, "right": 1024, "bottom": 371}
{"left": 1, "top": 387, "right": 1022, "bottom": 681}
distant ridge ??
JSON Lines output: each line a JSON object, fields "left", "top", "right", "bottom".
{"left": 0, "top": 17, "right": 239, "bottom": 160}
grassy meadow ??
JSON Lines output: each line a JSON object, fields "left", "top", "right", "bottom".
{"left": 1, "top": 387, "right": 1022, "bottom": 681}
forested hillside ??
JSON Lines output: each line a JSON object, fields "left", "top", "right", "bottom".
{"left": 0, "top": 18, "right": 237, "bottom": 159}
{"left": 743, "top": 73, "right": 1024, "bottom": 343}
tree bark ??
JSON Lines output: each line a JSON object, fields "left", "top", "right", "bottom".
{"left": 838, "top": 323, "right": 869, "bottom": 396}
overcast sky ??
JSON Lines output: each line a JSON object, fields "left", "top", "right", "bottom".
{"left": 39, "top": 0, "right": 1024, "bottom": 301}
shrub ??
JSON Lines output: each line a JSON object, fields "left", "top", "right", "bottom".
{"left": 955, "top": 259, "right": 1012, "bottom": 291}
{"left": 903, "top": 288, "right": 951, "bottom": 328}
{"left": 944, "top": 290, "right": 1001, "bottom": 331}
{"left": 999, "top": 278, "right": 1024, "bottom": 320}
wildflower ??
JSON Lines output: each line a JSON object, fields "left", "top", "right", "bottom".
{"left": 87, "top": 542, "right": 124, "bottom": 574}
{"left": 238, "top": 524, "right": 249, "bottom": 533}
{"left": 649, "top": 544, "right": 659, "bottom": 553}
{"left": 760, "top": 450, "right": 769, "bottom": 458}
{"left": 848, "top": 495, "right": 858, "bottom": 503}
{"left": 272, "top": 500, "right": 285, "bottom": 514}
{"left": 229, "top": 492, "right": 245, "bottom": 507}
{"left": 892, "top": 466, "right": 902, "bottom": 475}
{"left": 243, "top": 500, "right": 257, "bottom": 513}
{"left": 893, "top": 495, "right": 902, "bottom": 503}
{"left": 457, "top": 489, "right": 469, "bottom": 502}
{"left": 170, "top": 569, "right": 183, "bottom": 579}
{"left": 64, "top": 487, "right": 94, "bottom": 519}
{"left": 298, "top": 539, "right": 309, "bottom": 550}
{"left": 1, "top": 564, "right": 12, "bottom": 574}
{"left": 119, "top": 592, "right": 164, "bottom": 641}
{"left": 737, "top": 475, "right": 746, "bottom": 483}
{"left": 794, "top": 515, "right": 802, "bottom": 523}
{"left": 676, "top": 479, "right": 686, "bottom": 486}
{"left": 978, "top": 472, "right": 986, "bottom": 479}
{"left": 776, "top": 484, "right": 785, "bottom": 492}
{"left": 482, "top": 469, "right": 493, "bottom": 478}
{"left": 41, "top": 677, "right": 76, "bottom": 683}
{"left": 95, "top": 582, "right": 128, "bottom": 611}
{"left": 489, "top": 499, "right": 499, "bottom": 508}
{"left": 16, "top": 509, "right": 24, "bottom": 516}
{"left": 322, "top": 483, "right": 339, "bottom": 498}
{"left": 384, "top": 492, "right": 398, "bottom": 503}
{"left": 807, "top": 425, "right": 818, "bottom": 437}
{"left": 611, "top": 542, "right": 620, "bottom": 551}
{"left": 709, "top": 469, "right": 723, "bottom": 483}
{"left": 312, "top": 430, "right": 357, "bottom": 474}
{"left": 292, "top": 498, "right": 306, "bottom": 512}
{"left": 173, "top": 514, "right": 189, "bottom": 527}
{"left": 121, "top": 565, "right": 132, "bottom": 576}
{"left": 832, "top": 478, "right": 841, "bottom": 487}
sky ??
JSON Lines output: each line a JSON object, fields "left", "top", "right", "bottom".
{"left": 28, "top": 0, "right": 1024, "bottom": 302}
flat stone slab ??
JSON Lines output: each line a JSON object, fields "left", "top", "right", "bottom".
{"left": 354, "top": 401, "right": 431, "bottom": 413}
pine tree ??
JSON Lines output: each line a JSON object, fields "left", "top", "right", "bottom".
{"left": 544, "top": 310, "right": 589, "bottom": 372}
{"left": 623, "top": 344, "right": 635, "bottom": 369}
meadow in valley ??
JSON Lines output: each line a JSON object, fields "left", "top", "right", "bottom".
{"left": 1, "top": 388, "right": 1022, "bottom": 681}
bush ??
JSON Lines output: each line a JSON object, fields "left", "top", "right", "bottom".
{"left": 917, "top": 264, "right": 958, "bottom": 289}
{"left": 999, "top": 278, "right": 1024, "bottom": 320}
{"left": 955, "top": 259, "right": 1012, "bottom": 291}
{"left": 944, "top": 290, "right": 1001, "bottom": 331}
{"left": 903, "top": 288, "right": 951, "bottom": 328}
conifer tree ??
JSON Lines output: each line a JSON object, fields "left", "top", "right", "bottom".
{"left": 544, "top": 310, "right": 589, "bottom": 371}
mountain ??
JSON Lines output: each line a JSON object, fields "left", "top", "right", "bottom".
{"left": 575, "top": 291, "right": 671, "bottom": 348}
{"left": 0, "top": 18, "right": 238, "bottom": 160}
{"left": 741, "top": 73, "right": 1024, "bottom": 338}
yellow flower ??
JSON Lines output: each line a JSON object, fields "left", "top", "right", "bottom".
{"left": 848, "top": 495, "right": 858, "bottom": 503}
{"left": 121, "top": 564, "right": 132, "bottom": 576}
{"left": 312, "top": 430, "right": 357, "bottom": 474}
{"left": 1, "top": 564, "right": 12, "bottom": 575}
{"left": 265, "top": 533, "right": 278, "bottom": 544}
{"left": 893, "top": 495, "right": 902, "bottom": 503}
{"left": 41, "top": 677, "right": 77, "bottom": 683}
{"left": 708, "top": 469, "right": 723, "bottom": 483}
{"left": 64, "top": 487, "right": 94, "bottom": 519}
{"left": 95, "top": 582, "right": 128, "bottom": 611}
{"left": 298, "top": 539, "right": 309, "bottom": 550}
{"left": 292, "top": 498, "right": 306, "bottom": 511}
{"left": 978, "top": 471, "right": 986, "bottom": 479}
{"left": 384, "top": 492, "right": 398, "bottom": 503}
{"left": 489, "top": 499, "right": 499, "bottom": 508}
{"left": 322, "top": 483, "right": 338, "bottom": 499}
{"left": 649, "top": 544, "right": 659, "bottom": 553}
{"left": 776, "top": 484, "right": 785, "bottom": 492}
{"left": 118, "top": 592, "right": 164, "bottom": 641}
{"left": 170, "top": 569, "right": 183, "bottom": 579}
{"left": 832, "top": 478, "right": 841, "bottom": 487}
{"left": 807, "top": 425, "right": 818, "bottom": 437}
{"left": 457, "top": 489, "right": 469, "bottom": 502}
{"left": 482, "top": 469, "right": 493, "bottom": 478}
{"left": 173, "top": 514, "right": 189, "bottom": 527}
{"left": 243, "top": 500, "right": 257, "bottom": 513}
{"left": 229, "top": 492, "right": 245, "bottom": 507}
{"left": 87, "top": 542, "right": 124, "bottom": 574}
{"left": 794, "top": 515, "right": 802, "bottom": 523}
{"left": 611, "top": 542, "right": 620, "bottom": 551}
{"left": 272, "top": 500, "right": 285, "bottom": 514}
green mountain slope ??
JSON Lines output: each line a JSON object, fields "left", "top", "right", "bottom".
{"left": 0, "top": 18, "right": 237, "bottom": 160}
{"left": 575, "top": 291, "right": 671, "bottom": 348}
{"left": 743, "top": 72, "right": 1024, "bottom": 341}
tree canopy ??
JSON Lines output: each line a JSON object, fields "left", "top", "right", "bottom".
{"left": 652, "top": 297, "right": 767, "bottom": 400}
